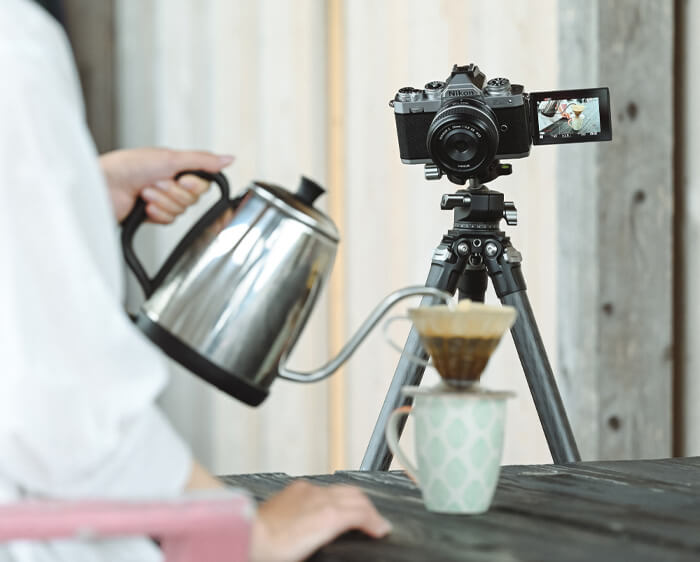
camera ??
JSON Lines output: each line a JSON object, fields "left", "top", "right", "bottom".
{"left": 391, "top": 63, "right": 612, "bottom": 184}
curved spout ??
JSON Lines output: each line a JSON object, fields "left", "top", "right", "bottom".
{"left": 278, "top": 286, "right": 453, "bottom": 383}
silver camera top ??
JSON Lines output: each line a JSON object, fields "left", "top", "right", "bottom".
{"left": 391, "top": 65, "right": 524, "bottom": 115}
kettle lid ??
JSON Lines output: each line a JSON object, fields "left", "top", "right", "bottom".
{"left": 250, "top": 177, "right": 340, "bottom": 242}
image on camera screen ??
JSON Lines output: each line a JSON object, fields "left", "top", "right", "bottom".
{"left": 536, "top": 97, "right": 601, "bottom": 140}
{"left": 529, "top": 87, "right": 611, "bottom": 145}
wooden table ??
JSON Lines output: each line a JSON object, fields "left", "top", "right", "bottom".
{"left": 223, "top": 457, "right": 700, "bottom": 561}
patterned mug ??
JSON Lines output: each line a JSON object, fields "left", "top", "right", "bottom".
{"left": 385, "top": 384, "right": 514, "bottom": 514}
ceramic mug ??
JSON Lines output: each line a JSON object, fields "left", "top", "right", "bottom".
{"left": 385, "top": 384, "right": 514, "bottom": 514}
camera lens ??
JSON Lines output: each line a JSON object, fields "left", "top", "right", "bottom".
{"left": 426, "top": 101, "right": 499, "bottom": 177}
{"left": 444, "top": 130, "right": 479, "bottom": 162}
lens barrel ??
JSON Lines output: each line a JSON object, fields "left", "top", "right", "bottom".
{"left": 426, "top": 101, "right": 499, "bottom": 178}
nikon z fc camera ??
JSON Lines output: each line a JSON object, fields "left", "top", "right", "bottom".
{"left": 391, "top": 63, "right": 612, "bottom": 185}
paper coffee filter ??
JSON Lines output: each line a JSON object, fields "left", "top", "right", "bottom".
{"left": 407, "top": 300, "right": 517, "bottom": 385}
{"left": 407, "top": 299, "right": 517, "bottom": 338}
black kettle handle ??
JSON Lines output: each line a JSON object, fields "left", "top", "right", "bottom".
{"left": 120, "top": 170, "right": 231, "bottom": 298}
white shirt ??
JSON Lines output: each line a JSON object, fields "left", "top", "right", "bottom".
{"left": 0, "top": 1, "right": 195, "bottom": 559}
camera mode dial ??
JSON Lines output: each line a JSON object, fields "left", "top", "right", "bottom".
{"left": 424, "top": 81, "right": 446, "bottom": 100}
{"left": 485, "top": 77, "right": 512, "bottom": 96}
{"left": 397, "top": 87, "right": 423, "bottom": 102}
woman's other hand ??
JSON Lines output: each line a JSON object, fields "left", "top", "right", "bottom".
{"left": 251, "top": 480, "right": 392, "bottom": 562}
{"left": 99, "top": 147, "right": 234, "bottom": 224}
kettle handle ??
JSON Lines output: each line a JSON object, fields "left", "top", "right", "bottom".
{"left": 120, "top": 170, "right": 231, "bottom": 298}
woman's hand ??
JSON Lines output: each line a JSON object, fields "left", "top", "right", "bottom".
{"left": 251, "top": 480, "right": 392, "bottom": 562}
{"left": 185, "top": 461, "right": 391, "bottom": 562}
{"left": 99, "top": 148, "right": 234, "bottom": 224}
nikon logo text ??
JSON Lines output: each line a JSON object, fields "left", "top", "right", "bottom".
{"left": 444, "top": 89, "right": 478, "bottom": 97}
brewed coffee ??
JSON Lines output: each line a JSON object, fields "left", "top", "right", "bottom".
{"left": 408, "top": 300, "right": 517, "bottom": 386}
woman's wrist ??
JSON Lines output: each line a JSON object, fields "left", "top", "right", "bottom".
{"left": 185, "top": 459, "right": 225, "bottom": 491}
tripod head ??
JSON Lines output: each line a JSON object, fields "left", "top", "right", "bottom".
{"left": 438, "top": 161, "right": 518, "bottom": 230}
{"left": 433, "top": 160, "right": 521, "bottom": 290}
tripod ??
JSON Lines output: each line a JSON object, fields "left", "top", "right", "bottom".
{"left": 360, "top": 164, "right": 580, "bottom": 470}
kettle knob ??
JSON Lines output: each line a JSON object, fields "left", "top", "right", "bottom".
{"left": 294, "top": 176, "right": 325, "bottom": 206}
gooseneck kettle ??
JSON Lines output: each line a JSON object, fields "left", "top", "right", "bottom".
{"left": 122, "top": 171, "right": 449, "bottom": 406}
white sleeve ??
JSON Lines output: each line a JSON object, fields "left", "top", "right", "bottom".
{"left": 0, "top": 2, "right": 191, "bottom": 499}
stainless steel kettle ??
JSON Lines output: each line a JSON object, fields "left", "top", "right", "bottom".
{"left": 122, "top": 171, "right": 449, "bottom": 406}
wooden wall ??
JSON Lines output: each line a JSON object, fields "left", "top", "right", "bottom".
{"left": 67, "top": 0, "right": 679, "bottom": 474}
{"left": 110, "top": 0, "right": 563, "bottom": 474}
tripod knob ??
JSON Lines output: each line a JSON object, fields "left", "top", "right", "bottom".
{"left": 441, "top": 193, "right": 471, "bottom": 210}
{"left": 503, "top": 201, "right": 518, "bottom": 226}
{"left": 424, "top": 164, "right": 443, "bottom": 181}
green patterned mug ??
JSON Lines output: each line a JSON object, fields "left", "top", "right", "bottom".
{"left": 385, "top": 384, "right": 514, "bottom": 514}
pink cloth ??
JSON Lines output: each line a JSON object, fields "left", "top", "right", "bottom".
{"left": 0, "top": 496, "right": 253, "bottom": 562}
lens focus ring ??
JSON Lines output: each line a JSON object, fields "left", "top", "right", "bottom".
{"left": 426, "top": 102, "right": 499, "bottom": 177}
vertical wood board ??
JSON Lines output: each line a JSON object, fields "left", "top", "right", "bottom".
{"left": 679, "top": 0, "right": 700, "bottom": 456}
{"left": 558, "top": 0, "right": 673, "bottom": 460}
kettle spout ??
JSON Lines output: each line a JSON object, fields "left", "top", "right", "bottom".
{"left": 277, "top": 286, "right": 453, "bottom": 383}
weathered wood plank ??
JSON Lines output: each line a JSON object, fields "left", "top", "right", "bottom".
{"left": 495, "top": 472, "right": 700, "bottom": 549}
{"left": 557, "top": 0, "right": 674, "bottom": 460}
{"left": 596, "top": 0, "right": 674, "bottom": 460}
{"left": 680, "top": 0, "right": 700, "bottom": 458}
{"left": 223, "top": 460, "right": 700, "bottom": 561}
{"left": 581, "top": 457, "right": 700, "bottom": 486}
{"left": 220, "top": 472, "right": 292, "bottom": 502}
{"left": 506, "top": 457, "right": 700, "bottom": 494}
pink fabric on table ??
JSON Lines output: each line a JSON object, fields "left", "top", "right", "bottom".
{"left": 0, "top": 495, "right": 253, "bottom": 562}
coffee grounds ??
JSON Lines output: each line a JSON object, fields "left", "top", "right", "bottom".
{"left": 421, "top": 335, "right": 500, "bottom": 384}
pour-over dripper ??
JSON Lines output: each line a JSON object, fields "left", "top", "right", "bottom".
{"left": 408, "top": 300, "right": 517, "bottom": 387}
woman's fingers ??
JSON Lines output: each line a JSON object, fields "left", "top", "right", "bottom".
{"left": 140, "top": 175, "right": 212, "bottom": 224}
{"left": 142, "top": 185, "right": 186, "bottom": 214}
{"left": 177, "top": 174, "right": 210, "bottom": 196}
{"left": 324, "top": 485, "right": 393, "bottom": 538}
{"left": 251, "top": 481, "right": 391, "bottom": 562}
{"left": 144, "top": 203, "right": 176, "bottom": 224}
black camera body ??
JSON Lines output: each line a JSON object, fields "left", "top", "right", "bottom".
{"left": 392, "top": 63, "right": 612, "bottom": 184}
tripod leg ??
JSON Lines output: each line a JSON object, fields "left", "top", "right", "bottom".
{"left": 485, "top": 241, "right": 581, "bottom": 464}
{"left": 503, "top": 291, "right": 580, "bottom": 463}
{"left": 360, "top": 244, "right": 465, "bottom": 471}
